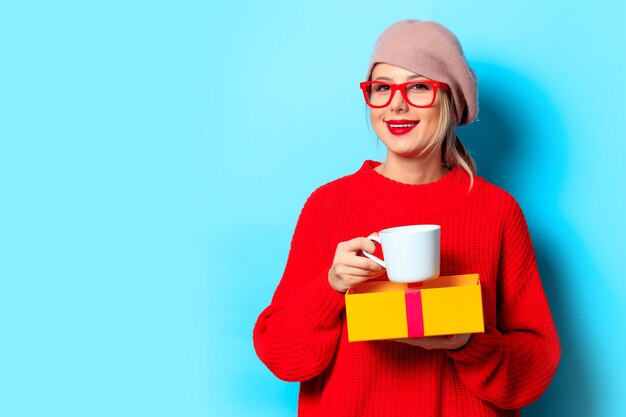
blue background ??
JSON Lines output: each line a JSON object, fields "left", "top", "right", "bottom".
{"left": 1, "top": 1, "right": 625, "bottom": 416}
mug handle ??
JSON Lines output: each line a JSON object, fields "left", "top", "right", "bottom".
{"left": 361, "top": 233, "right": 386, "bottom": 268}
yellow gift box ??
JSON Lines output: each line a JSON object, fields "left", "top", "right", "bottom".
{"left": 345, "top": 274, "right": 484, "bottom": 342}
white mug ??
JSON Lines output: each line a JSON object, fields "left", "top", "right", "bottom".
{"left": 362, "top": 224, "right": 440, "bottom": 283}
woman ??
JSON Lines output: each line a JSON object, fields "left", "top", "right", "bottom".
{"left": 253, "top": 20, "right": 560, "bottom": 416}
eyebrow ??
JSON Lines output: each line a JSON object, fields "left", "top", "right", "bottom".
{"left": 373, "top": 74, "right": 425, "bottom": 81}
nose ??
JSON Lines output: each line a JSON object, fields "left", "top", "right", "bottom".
{"left": 389, "top": 88, "right": 409, "bottom": 112}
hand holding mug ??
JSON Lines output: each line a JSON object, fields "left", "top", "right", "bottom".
{"left": 328, "top": 235, "right": 386, "bottom": 293}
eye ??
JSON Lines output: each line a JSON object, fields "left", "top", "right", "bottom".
{"left": 374, "top": 83, "right": 391, "bottom": 92}
{"left": 409, "top": 82, "right": 431, "bottom": 91}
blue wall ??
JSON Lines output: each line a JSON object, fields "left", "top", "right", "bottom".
{"left": 1, "top": 1, "right": 625, "bottom": 416}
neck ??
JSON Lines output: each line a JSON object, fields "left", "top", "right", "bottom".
{"left": 376, "top": 152, "right": 448, "bottom": 185}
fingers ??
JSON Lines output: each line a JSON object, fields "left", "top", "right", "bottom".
{"left": 329, "top": 236, "right": 385, "bottom": 293}
{"left": 336, "top": 273, "right": 375, "bottom": 288}
{"left": 336, "top": 241, "right": 382, "bottom": 270}
{"left": 340, "top": 237, "right": 378, "bottom": 254}
{"left": 329, "top": 269, "right": 377, "bottom": 293}
{"left": 392, "top": 334, "right": 472, "bottom": 350}
{"left": 392, "top": 336, "right": 446, "bottom": 349}
{"left": 329, "top": 261, "right": 385, "bottom": 291}
{"left": 335, "top": 264, "right": 385, "bottom": 278}
{"left": 343, "top": 255, "right": 383, "bottom": 272}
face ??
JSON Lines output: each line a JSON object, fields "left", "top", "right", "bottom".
{"left": 368, "top": 63, "right": 442, "bottom": 159}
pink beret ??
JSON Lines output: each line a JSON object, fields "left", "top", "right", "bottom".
{"left": 365, "top": 20, "right": 478, "bottom": 125}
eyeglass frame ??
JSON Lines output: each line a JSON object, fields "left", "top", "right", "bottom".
{"left": 359, "top": 80, "right": 451, "bottom": 109}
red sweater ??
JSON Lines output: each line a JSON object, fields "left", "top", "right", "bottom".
{"left": 253, "top": 160, "right": 561, "bottom": 417}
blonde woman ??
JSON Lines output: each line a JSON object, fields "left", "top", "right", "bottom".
{"left": 254, "top": 19, "right": 560, "bottom": 417}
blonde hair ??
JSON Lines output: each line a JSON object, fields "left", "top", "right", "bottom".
{"left": 410, "top": 89, "right": 476, "bottom": 190}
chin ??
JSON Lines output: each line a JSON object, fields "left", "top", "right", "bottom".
{"left": 381, "top": 136, "right": 427, "bottom": 151}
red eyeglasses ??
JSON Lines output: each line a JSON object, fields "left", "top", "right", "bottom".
{"left": 359, "top": 80, "right": 451, "bottom": 108}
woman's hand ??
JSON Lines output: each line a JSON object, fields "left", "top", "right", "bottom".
{"left": 328, "top": 235, "right": 385, "bottom": 293}
{"left": 393, "top": 333, "right": 472, "bottom": 350}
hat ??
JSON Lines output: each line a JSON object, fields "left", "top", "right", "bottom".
{"left": 365, "top": 20, "right": 478, "bottom": 125}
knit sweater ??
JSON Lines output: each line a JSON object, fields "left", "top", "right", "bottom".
{"left": 253, "top": 160, "right": 561, "bottom": 417}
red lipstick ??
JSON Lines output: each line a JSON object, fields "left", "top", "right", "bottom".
{"left": 385, "top": 119, "right": 420, "bottom": 135}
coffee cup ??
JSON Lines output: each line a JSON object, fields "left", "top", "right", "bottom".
{"left": 361, "top": 224, "right": 440, "bottom": 283}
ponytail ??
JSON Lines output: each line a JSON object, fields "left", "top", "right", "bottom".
{"left": 439, "top": 92, "right": 476, "bottom": 190}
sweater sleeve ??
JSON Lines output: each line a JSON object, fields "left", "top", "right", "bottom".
{"left": 445, "top": 196, "right": 561, "bottom": 409}
{"left": 253, "top": 189, "right": 346, "bottom": 382}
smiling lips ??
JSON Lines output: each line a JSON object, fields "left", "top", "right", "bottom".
{"left": 385, "top": 119, "right": 420, "bottom": 135}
